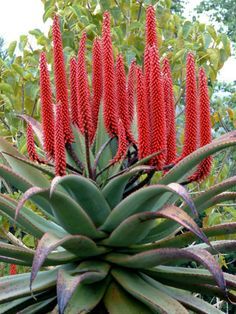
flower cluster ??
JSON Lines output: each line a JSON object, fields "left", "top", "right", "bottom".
{"left": 26, "top": 6, "right": 212, "bottom": 182}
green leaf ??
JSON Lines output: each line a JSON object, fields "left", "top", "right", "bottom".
{"left": 143, "top": 265, "right": 236, "bottom": 291}
{"left": 0, "top": 268, "right": 58, "bottom": 302}
{"left": 102, "top": 166, "right": 151, "bottom": 209}
{"left": 65, "top": 277, "right": 110, "bottom": 314}
{"left": 16, "top": 187, "right": 105, "bottom": 238}
{"left": 101, "top": 183, "right": 196, "bottom": 233}
{"left": 16, "top": 297, "right": 56, "bottom": 314}
{"left": 102, "top": 205, "right": 208, "bottom": 247}
{"left": 141, "top": 274, "right": 224, "bottom": 314}
{"left": 0, "top": 242, "right": 34, "bottom": 264}
{"left": 0, "top": 137, "right": 49, "bottom": 188}
{"left": 142, "top": 222, "right": 236, "bottom": 251}
{"left": 8, "top": 41, "right": 17, "bottom": 58}
{"left": 57, "top": 265, "right": 109, "bottom": 313}
{"left": 30, "top": 232, "right": 107, "bottom": 289}
{"left": 12, "top": 63, "right": 24, "bottom": 76}
{"left": 104, "top": 281, "right": 153, "bottom": 314}
{"left": 0, "top": 83, "right": 14, "bottom": 94}
{"left": 106, "top": 248, "right": 226, "bottom": 294}
{"left": 112, "top": 269, "right": 188, "bottom": 313}
{"left": 0, "top": 194, "right": 65, "bottom": 238}
{"left": 159, "top": 135, "right": 236, "bottom": 185}
{"left": 50, "top": 175, "right": 111, "bottom": 226}
{"left": 182, "top": 21, "right": 192, "bottom": 39}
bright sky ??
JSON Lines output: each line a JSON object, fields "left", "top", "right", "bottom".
{"left": 0, "top": 0, "right": 235, "bottom": 82}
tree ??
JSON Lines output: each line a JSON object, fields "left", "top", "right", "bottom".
{"left": 196, "top": 0, "right": 236, "bottom": 44}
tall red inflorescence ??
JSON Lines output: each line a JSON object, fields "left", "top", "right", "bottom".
{"left": 149, "top": 46, "right": 166, "bottom": 169}
{"left": 26, "top": 124, "right": 43, "bottom": 163}
{"left": 180, "top": 53, "right": 198, "bottom": 159}
{"left": 145, "top": 6, "right": 157, "bottom": 47}
{"left": 52, "top": 15, "right": 73, "bottom": 144}
{"left": 110, "top": 120, "right": 128, "bottom": 164}
{"left": 127, "top": 59, "right": 136, "bottom": 127}
{"left": 144, "top": 47, "right": 152, "bottom": 126}
{"left": 189, "top": 67, "right": 212, "bottom": 182}
{"left": 40, "top": 52, "right": 55, "bottom": 159}
{"left": 9, "top": 264, "right": 17, "bottom": 275}
{"left": 77, "top": 32, "right": 94, "bottom": 144}
{"left": 102, "top": 11, "right": 119, "bottom": 137}
{"left": 70, "top": 57, "right": 82, "bottom": 130}
{"left": 136, "top": 66, "right": 151, "bottom": 160}
{"left": 115, "top": 54, "right": 134, "bottom": 143}
{"left": 162, "top": 57, "right": 177, "bottom": 165}
{"left": 54, "top": 103, "right": 67, "bottom": 176}
{"left": 91, "top": 38, "right": 103, "bottom": 140}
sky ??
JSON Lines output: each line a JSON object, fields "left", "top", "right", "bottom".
{"left": 0, "top": 0, "right": 235, "bottom": 82}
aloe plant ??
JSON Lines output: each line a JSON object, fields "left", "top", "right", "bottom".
{"left": 0, "top": 5, "right": 235, "bottom": 314}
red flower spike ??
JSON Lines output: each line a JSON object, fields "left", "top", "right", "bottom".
{"left": 115, "top": 54, "right": 135, "bottom": 143}
{"left": 145, "top": 6, "right": 157, "bottom": 47}
{"left": 54, "top": 103, "right": 67, "bottom": 177}
{"left": 77, "top": 32, "right": 94, "bottom": 144}
{"left": 40, "top": 52, "right": 55, "bottom": 159}
{"left": 91, "top": 38, "right": 103, "bottom": 140}
{"left": 189, "top": 67, "right": 212, "bottom": 182}
{"left": 149, "top": 46, "right": 166, "bottom": 169}
{"left": 144, "top": 47, "right": 152, "bottom": 125}
{"left": 102, "top": 11, "right": 119, "bottom": 137}
{"left": 26, "top": 124, "right": 43, "bottom": 163}
{"left": 9, "top": 264, "right": 17, "bottom": 275}
{"left": 136, "top": 66, "right": 151, "bottom": 160}
{"left": 52, "top": 15, "right": 73, "bottom": 144}
{"left": 127, "top": 59, "right": 136, "bottom": 126}
{"left": 162, "top": 57, "right": 177, "bottom": 165}
{"left": 70, "top": 57, "right": 81, "bottom": 130}
{"left": 110, "top": 119, "right": 128, "bottom": 164}
{"left": 180, "top": 53, "right": 198, "bottom": 159}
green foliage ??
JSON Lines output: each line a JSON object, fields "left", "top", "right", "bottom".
{"left": 196, "top": 0, "right": 236, "bottom": 44}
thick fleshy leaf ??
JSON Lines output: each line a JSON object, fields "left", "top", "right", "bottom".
{"left": 30, "top": 232, "right": 107, "bottom": 288}
{"left": 148, "top": 176, "right": 236, "bottom": 241}
{"left": 102, "top": 206, "right": 209, "bottom": 247}
{"left": 18, "top": 114, "right": 44, "bottom": 147}
{"left": 141, "top": 222, "right": 236, "bottom": 250}
{"left": 0, "top": 242, "right": 34, "bottom": 263}
{"left": 101, "top": 184, "right": 196, "bottom": 233}
{"left": 197, "top": 192, "right": 236, "bottom": 214}
{"left": 71, "top": 126, "right": 95, "bottom": 175}
{"left": 0, "top": 164, "right": 32, "bottom": 192}
{"left": 159, "top": 136, "right": 236, "bottom": 185}
{"left": 105, "top": 248, "right": 226, "bottom": 294}
{"left": 143, "top": 266, "right": 236, "bottom": 290}
{"left": 102, "top": 166, "right": 152, "bottom": 209}
{"left": 50, "top": 175, "right": 111, "bottom": 226}
{"left": 57, "top": 264, "right": 109, "bottom": 314}
{"left": 16, "top": 187, "right": 105, "bottom": 238}
{"left": 0, "top": 194, "right": 65, "bottom": 238}
{"left": 193, "top": 176, "right": 236, "bottom": 210}
{"left": 0, "top": 255, "right": 30, "bottom": 266}
{"left": 104, "top": 281, "right": 153, "bottom": 314}
{"left": 0, "top": 267, "right": 59, "bottom": 302}
{"left": 190, "top": 240, "right": 236, "bottom": 254}
{"left": 0, "top": 136, "right": 49, "bottom": 188}
{"left": 141, "top": 273, "right": 224, "bottom": 314}
{"left": 3, "top": 152, "right": 55, "bottom": 177}
{"left": 112, "top": 268, "right": 188, "bottom": 313}
{"left": 64, "top": 277, "right": 110, "bottom": 314}
{"left": 14, "top": 297, "right": 56, "bottom": 314}
{"left": 75, "top": 260, "right": 110, "bottom": 273}
{"left": 0, "top": 295, "right": 33, "bottom": 313}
